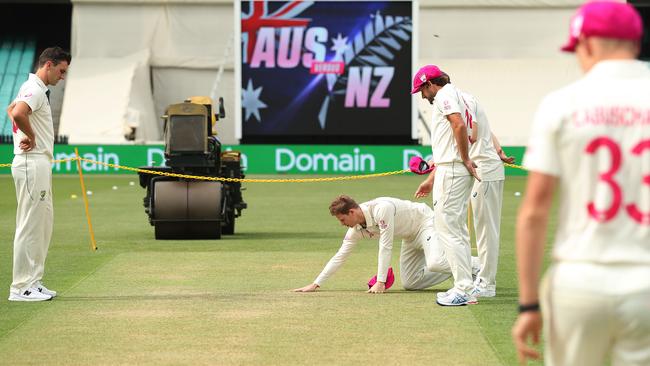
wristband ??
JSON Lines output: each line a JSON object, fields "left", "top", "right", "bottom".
{"left": 518, "top": 303, "right": 540, "bottom": 313}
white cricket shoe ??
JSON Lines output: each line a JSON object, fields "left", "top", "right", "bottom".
{"left": 436, "top": 288, "right": 452, "bottom": 299}
{"left": 35, "top": 282, "right": 57, "bottom": 298}
{"left": 436, "top": 289, "right": 477, "bottom": 306}
{"left": 8, "top": 288, "right": 53, "bottom": 302}
{"left": 471, "top": 280, "right": 496, "bottom": 298}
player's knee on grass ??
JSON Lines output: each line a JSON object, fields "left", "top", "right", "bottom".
{"left": 426, "top": 258, "right": 449, "bottom": 274}
{"left": 401, "top": 273, "right": 427, "bottom": 291}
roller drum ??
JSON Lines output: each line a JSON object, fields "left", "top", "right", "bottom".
{"left": 152, "top": 180, "right": 222, "bottom": 239}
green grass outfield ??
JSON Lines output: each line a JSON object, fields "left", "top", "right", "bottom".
{"left": 0, "top": 174, "right": 554, "bottom": 365}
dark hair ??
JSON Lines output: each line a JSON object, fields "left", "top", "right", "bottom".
{"left": 329, "top": 195, "right": 359, "bottom": 216}
{"left": 38, "top": 46, "right": 71, "bottom": 68}
{"left": 429, "top": 73, "right": 450, "bottom": 87}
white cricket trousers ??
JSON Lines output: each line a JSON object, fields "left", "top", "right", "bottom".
{"left": 542, "top": 263, "right": 650, "bottom": 366}
{"left": 432, "top": 164, "right": 474, "bottom": 294}
{"left": 10, "top": 154, "right": 53, "bottom": 295}
{"left": 470, "top": 179, "right": 504, "bottom": 290}
{"left": 400, "top": 225, "right": 451, "bottom": 290}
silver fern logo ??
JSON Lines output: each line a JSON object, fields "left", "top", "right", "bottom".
{"left": 319, "top": 11, "right": 412, "bottom": 129}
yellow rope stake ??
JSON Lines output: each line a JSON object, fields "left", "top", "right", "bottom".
{"left": 75, "top": 149, "right": 97, "bottom": 251}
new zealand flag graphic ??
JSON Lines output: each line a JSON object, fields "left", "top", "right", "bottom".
{"left": 241, "top": 1, "right": 413, "bottom": 144}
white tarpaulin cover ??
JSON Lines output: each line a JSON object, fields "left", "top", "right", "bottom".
{"left": 69, "top": 1, "right": 236, "bottom": 143}
{"left": 71, "top": 3, "right": 234, "bottom": 69}
{"left": 59, "top": 50, "right": 159, "bottom": 144}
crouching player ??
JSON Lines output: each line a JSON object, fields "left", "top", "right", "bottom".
{"left": 293, "top": 195, "right": 479, "bottom": 295}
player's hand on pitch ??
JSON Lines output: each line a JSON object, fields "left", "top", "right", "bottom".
{"left": 414, "top": 180, "right": 433, "bottom": 199}
{"left": 367, "top": 281, "right": 386, "bottom": 294}
{"left": 464, "top": 159, "right": 481, "bottom": 182}
{"left": 292, "top": 283, "right": 319, "bottom": 292}
{"left": 512, "top": 311, "right": 542, "bottom": 364}
{"left": 19, "top": 136, "right": 35, "bottom": 152}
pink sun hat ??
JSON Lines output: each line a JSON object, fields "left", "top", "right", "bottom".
{"left": 368, "top": 267, "right": 395, "bottom": 290}
{"left": 561, "top": 1, "right": 643, "bottom": 53}
{"left": 409, "top": 156, "right": 435, "bottom": 175}
{"left": 411, "top": 65, "right": 443, "bottom": 94}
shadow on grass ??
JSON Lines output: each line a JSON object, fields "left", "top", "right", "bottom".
{"left": 54, "top": 288, "right": 519, "bottom": 304}
{"left": 224, "top": 232, "right": 335, "bottom": 240}
{"left": 57, "top": 289, "right": 439, "bottom": 301}
{"left": 56, "top": 293, "right": 268, "bottom": 301}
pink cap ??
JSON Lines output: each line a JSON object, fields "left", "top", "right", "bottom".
{"left": 411, "top": 65, "right": 443, "bottom": 94}
{"left": 409, "top": 156, "right": 435, "bottom": 175}
{"left": 367, "top": 267, "right": 395, "bottom": 290}
{"left": 561, "top": 1, "right": 643, "bottom": 53}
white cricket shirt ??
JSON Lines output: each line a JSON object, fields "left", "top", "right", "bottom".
{"left": 13, "top": 73, "right": 54, "bottom": 159}
{"left": 523, "top": 60, "right": 650, "bottom": 265}
{"left": 463, "top": 92, "right": 504, "bottom": 182}
{"left": 314, "top": 198, "right": 434, "bottom": 286}
{"left": 430, "top": 83, "right": 473, "bottom": 175}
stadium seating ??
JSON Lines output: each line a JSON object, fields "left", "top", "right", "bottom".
{"left": 0, "top": 37, "right": 36, "bottom": 136}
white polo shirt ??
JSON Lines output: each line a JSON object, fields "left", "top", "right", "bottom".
{"left": 13, "top": 73, "right": 54, "bottom": 159}
{"left": 463, "top": 92, "right": 504, "bottom": 182}
{"left": 314, "top": 198, "right": 434, "bottom": 286}
{"left": 430, "top": 83, "right": 472, "bottom": 173}
{"left": 523, "top": 60, "right": 650, "bottom": 265}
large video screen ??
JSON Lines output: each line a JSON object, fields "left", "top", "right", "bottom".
{"left": 239, "top": 1, "right": 414, "bottom": 144}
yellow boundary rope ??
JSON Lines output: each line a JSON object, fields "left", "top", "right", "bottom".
{"left": 1, "top": 157, "right": 527, "bottom": 182}
{"left": 1, "top": 156, "right": 526, "bottom": 252}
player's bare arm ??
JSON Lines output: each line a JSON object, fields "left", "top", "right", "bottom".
{"left": 512, "top": 172, "right": 557, "bottom": 364}
{"left": 492, "top": 133, "right": 515, "bottom": 164}
{"left": 10, "top": 101, "right": 36, "bottom": 152}
{"left": 447, "top": 112, "right": 480, "bottom": 181}
{"left": 414, "top": 169, "right": 435, "bottom": 199}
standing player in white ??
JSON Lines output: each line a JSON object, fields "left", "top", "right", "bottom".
{"left": 464, "top": 91, "right": 514, "bottom": 298}
{"left": 512, "top": 2, "right": 650, "bottom": 365}
{"left": 292, "top": 195, "right": 480, "bottom": 293}
{"left": 412, "top": 66, "right": 481, "bottom": 306}
{"left": 6, "top": 47, "right": 70, "bottom": 301}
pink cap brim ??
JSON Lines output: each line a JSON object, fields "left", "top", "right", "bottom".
{"left": 410, "top": 85, "right": 421, "bottom": 94}
{"left": 560, "top": 37, "right": 578, "bottom": 52}
{"left": 409, "top": 156, "right": 435, "bottom": 175}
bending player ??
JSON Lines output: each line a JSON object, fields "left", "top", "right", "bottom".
{"left": 293, "top": 195, "right": 479, "bottom": 295}
{"left": 411, "top": 66, "right": 480, "bottom": 306}
{"left": 415, "top": 75, "right": 514, "bottom": 299}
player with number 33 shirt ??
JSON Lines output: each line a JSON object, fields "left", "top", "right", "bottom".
{"left": 512, "top": 2, "right": 650, "bottom": 365}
